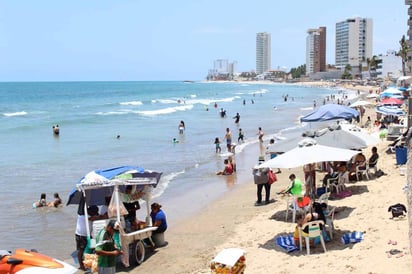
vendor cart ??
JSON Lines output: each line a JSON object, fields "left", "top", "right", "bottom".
{"left": 67, "top": 166, "right": 162, "bottom": 266}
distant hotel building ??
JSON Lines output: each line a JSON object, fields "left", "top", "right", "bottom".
{"left": 335, "top": 17, "right": 373, "bottom": 70}
{"left": 306, "top": 27, "right": 326, "bottom": 75}
{"left": 207, "top": 59, "right": 237, "bottom": 80}
{"left": 256, "top": 32, "right": 271, "bottom": 75}
{"left": 405, "top": 0, "right": 412, "bottom": 75}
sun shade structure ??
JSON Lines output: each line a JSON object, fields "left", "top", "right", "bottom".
{"left": 301, "top": 104, "right": 359, "bottom": 122}
{"left": 258, "top": 139, "right": 359, "bottom": 169}
{"left": 67, "top": 165, "right": 162, "bottom": 206}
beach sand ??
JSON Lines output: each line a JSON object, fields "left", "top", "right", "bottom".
{"left": 83, "top": 85, "right": 411, "bottom": 274}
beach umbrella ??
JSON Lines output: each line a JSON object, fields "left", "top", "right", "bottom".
{"left": 349, "top": 100, "right": 375, "bottom": 108}
{"left": 366, "top": 93, "right": 379, "bottom": 99}
{"left": 375, "top": 105, "right": 406, "bottom": 117}
{"left": 258, "top": 139, "right": 359, "bottom": 169}
{"left": 339, "top": 123, "right": 379, "bottom": 146}
{"left": 380, "top": 98, "right": 403, "bottom": 106}
{"left": 273, "top": 125, "right": 369, "bottom": 152}
{"left": 380, "top": 87, "right": 403, "bottom": 99}
{"left": 301, "top": 104, "right": 359, "bottom": 122}
{"left": 67, "top": 165, "right": 162, "bottom": 206}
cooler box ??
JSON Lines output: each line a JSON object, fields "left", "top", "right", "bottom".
{"left": 395, "top": 147, "right": 407, "bottom": 165}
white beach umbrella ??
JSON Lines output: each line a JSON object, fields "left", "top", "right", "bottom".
{"left": 339, "top": 123, "right": 379, "bottom": 146}
{"left": 258, "top": 139, "right": 359, "bottom": 169}
{"left": 350, "top": 100, "right": 375, "bottom": 108}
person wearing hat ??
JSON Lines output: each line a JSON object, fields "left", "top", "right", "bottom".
{"left": 150, "top": 203, "right": 167, "bottom": 234}
{"left": 95, "top": 220, "right": 123, "bottom": 274}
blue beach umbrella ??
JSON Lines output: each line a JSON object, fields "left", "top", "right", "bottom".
{"left": 301, "top": 104, "right": 359, "bottom": 122}
{"left": 67, "top": 165, "right": 162, "bottom": 206}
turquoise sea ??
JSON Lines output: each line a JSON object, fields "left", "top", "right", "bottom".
{"left": 0, "top": 81, "right": 353, "bottom": 261}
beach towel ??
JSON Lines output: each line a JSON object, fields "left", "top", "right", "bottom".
{"left": 276, "top": 235, "right": 299, "bottom": 253}
{"left": 341, "top": 231, "right": 364, "bottom": 244}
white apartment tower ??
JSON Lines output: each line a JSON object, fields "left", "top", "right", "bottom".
{"left": 256, "top": 32, "right": 271, "bottom": 75}
{"left": 335, "top": 17, "right": 373, "bottom": 70}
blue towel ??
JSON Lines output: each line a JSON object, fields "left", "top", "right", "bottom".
{"left": 341, "top": 231, "right": 364, "bottom": 244}
{"left": 276, "top": 235, "right": 299, "bottom": 253}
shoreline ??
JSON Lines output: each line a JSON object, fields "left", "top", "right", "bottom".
{"left": 112, "top": 82, "right": 411, "bottom": 274}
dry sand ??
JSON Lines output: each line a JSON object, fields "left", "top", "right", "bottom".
{"left": 110, "top": 85, "right": 412, "bottom": 274}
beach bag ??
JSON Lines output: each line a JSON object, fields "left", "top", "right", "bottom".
{"left": 268, "top": 169, "right": 277, "bottom": 185}
{"left": 388, "top": 203, "right": 407, "bottom": 218}
{"left": 108, "top": 195, "right": 128, "bottom": 218}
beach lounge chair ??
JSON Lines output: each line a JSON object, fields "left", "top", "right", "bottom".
{"left": 298, "top": 220, "right": 327, "bottom": 255}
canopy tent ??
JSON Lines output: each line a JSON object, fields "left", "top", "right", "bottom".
{"left": 375, "top": 105, "right": 406, "bottom": 117}
{"left": 258, "top": 139, "right": 359, "bottom": 169}
{"left": 301, "top": 104, "right": 359, "bottom": 123}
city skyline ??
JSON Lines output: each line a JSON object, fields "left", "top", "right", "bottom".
{"left": 0, "top": 0, "right": 407, "bottom": 81}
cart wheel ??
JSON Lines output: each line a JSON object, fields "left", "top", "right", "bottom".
{"left": 134, "top": 240, "right": 145, "bottom": 265}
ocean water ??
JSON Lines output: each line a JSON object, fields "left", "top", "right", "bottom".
{"left": 0, "top": 81, "right": 352, "bottom": 260}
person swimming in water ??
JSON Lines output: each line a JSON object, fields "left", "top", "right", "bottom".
{"left": 52, "top": 124, "right": 59, "bottom": 135}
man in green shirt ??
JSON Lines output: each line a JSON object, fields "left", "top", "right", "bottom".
{"left": 95, "top": 220, "right": 123, "bottom": 274}
{"left": 278, "top": 173, "right": 303, "bottom": 195}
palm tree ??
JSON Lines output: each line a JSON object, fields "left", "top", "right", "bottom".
{"left": 367, "top": 56, "right": 378, "bottom": 79}
{"left": 398, "top": 35, "right": 409, "bottom": 76}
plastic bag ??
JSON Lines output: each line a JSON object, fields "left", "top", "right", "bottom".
{"left": 108, "top": 194, "right": 128, "bottom": 218}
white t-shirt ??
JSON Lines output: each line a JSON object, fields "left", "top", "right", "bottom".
{"left": 75, "top": 214, "right": 92, "bottom": 236}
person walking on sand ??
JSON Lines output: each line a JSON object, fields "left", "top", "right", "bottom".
{"left": 223, "top": 128, "right": 232, "bottom": 152}
{"left": 178, "top": 120, "right": 185, "bottom": 134}
{"left": 257, "top": 127, "right": 264, "bottom": 142}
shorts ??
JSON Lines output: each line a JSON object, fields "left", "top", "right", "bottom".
{"left": 75, "top": 234, "right": 87, "bottom": 250}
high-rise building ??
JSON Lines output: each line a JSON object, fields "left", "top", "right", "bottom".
{"left": 404, "top": 0, "right": 412, "bottom": 75}
{"left": 306, "top": 27, "right": 326, "bottom": 75}
{"left": 335, "top": 17, "right": 373, "bottom": 70}
{"left": 256, "top": 32, "right": 271, "bottom": 75}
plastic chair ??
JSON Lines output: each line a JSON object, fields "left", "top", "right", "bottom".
{"left": 285, "top": 195, "right": 300, "bottom": 223}
{"left": 324, "top": 206, "right": 336, "bottom": 240}
{"left": 367, "top": 159, "right": 378, "bottom": 177}
{"left": 330, "top": 172, "right": 347, "bottom": 194}
{"left": 316, "top": 192, "right": 330, "bottom": 206}
{"left": 325, "top": 176, "right": 338, "bottom": 193}
{"left": 356, "top": 164, "right": 369, "bottom": 181}
{"left": 298, "top": 220, "right": 327, "bottom": 255}
{"left": 285, "top": 195, "right": 309, "bottom": 223}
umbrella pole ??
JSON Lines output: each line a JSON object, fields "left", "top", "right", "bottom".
{"left": 144, "top": 185, "right": 152, "bottom": 226}
{"left": 114, "top": 185, "right": 121, "bottom": 223}
{"left": 83, "top": 191, "right": 91, "bottom": 238}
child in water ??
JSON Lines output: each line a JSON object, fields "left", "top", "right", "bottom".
{"left": 214, "top": 137, "right": 221, "bottom": 153}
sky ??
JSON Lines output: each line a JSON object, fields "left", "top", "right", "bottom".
{"left": 0, "top": 0, "right": 408, "bottom": 81}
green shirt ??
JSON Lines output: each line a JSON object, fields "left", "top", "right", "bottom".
{"left": 288, "top": 179, "right": 303, "bottom": 195}
{"left": 95, "top": 229, "right": 118, "bottom": 268}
